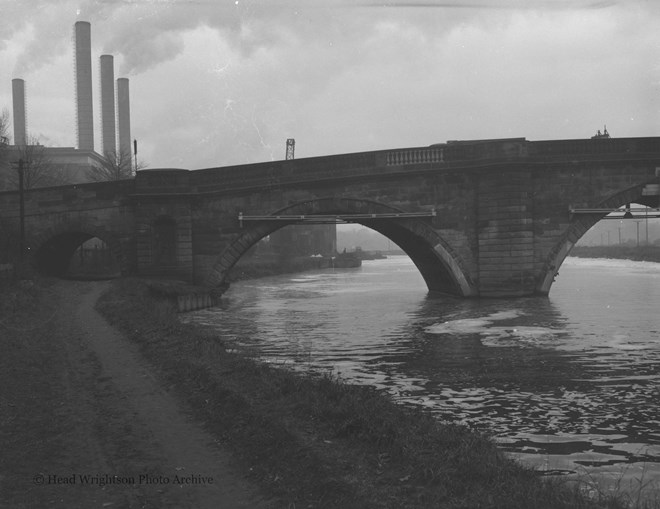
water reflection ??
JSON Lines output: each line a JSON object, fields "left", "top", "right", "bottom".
{"left": 185, "top": 256, "right": 660, "bottom": 497}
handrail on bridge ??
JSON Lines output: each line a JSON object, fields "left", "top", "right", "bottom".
{"left": 238, "top": 211, "right": 436, "bottom": 227}
{"left": 569, "top": 207, "right": 660, "bottom": 219}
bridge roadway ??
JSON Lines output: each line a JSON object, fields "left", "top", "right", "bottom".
{"left": 1, "top": 136, "right": 659, "bottom": 297}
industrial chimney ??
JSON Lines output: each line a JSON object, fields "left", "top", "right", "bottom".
{"left": 116, "top": 77, "right": 131, "bottom": 163}
{"left": 11, "top": 78, "right": 27, "bottom": 146}
{"left": 74, "top": 21, "right": 94, "bottom": 151}
{"left": 100, "top": 54, "right": 116, "bottom": 156}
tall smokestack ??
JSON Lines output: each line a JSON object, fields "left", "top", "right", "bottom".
{"left": 11, "top": 78, "right": 27, "bottom": 146}
{"left": 74, "top": 21, "right": 94, "bottom": 151}
{"left": 116, "top": 77, "right": 132, "bottom": 162}
{"left": 100, "top": 54, "right": 116, "bottom": 156}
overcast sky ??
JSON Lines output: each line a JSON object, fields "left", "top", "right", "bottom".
{"left": 1, "top": 0, "right": 658, "bottom": 169}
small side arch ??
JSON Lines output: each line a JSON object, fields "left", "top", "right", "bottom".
{"left": 536, "top": 182, "right": 655, "bottom": 294}
{"left": 28, "top": 221, "right": 128, "bottom": 276}
{"left": 206, "top": 197, "right": 477, "bottom": 297}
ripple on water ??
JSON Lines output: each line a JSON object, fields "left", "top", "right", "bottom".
{"left": 182, "top": 257, "right": 660, "bottom": 501}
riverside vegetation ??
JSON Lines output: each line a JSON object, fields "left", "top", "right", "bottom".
{"left": 95, "top": 278, "right": 658, "bottom": 509}
{"left": 569, "top": 245, "right": 660, "bottom": 263}
{"left": 2, "top": 277, "right": 658, "bottom": 508}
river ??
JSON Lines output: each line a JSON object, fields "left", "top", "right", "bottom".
{"left": 184, "top": 256, "right": 660, "bottom": 498}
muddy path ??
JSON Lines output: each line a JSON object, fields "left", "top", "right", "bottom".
{"left": 1, "top": 280, "right": 270, "bottom": 509}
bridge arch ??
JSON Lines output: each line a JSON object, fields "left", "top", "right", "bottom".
{"left": 206, "top": 197, "right": 477, "bottom": 297}
{"left": 536, "top": 182, "right": 656, "bottom": 294}
{"left": 28, "top": 221, "right": 128, "bottom": 277}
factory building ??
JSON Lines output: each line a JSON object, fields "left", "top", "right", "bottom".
{"left": 0, "top": 21, "right": 132, "bottom": 191}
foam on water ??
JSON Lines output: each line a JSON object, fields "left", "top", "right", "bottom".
{"left": 424, "top": 309, "right": 561, "bottom": 347}
{"left": 184, "top": 256, "right": 660, "bottom": 502}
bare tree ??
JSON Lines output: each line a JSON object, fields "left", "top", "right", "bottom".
{"left": 8, "top": 135, "right": 69, "bottom": 190}
{"left": 0, "top": 108, "right": 9, "bottom": 145}
{"left": 0, "top": 108, "right": 10, "bottom": 192}
{"left": 86, "top": 149, "right": 146, "bottom": 181}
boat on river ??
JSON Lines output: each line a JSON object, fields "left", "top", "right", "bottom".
{"left": 331, "top": 251, "right": 362, "bottom": 268}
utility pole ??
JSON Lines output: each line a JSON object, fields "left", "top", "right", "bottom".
{"left": 19, "top": 159, "right": 25, "bottom": 261}
{"left": 11, "top": 158, "right": 26, "bottom": 271}
{"left": 133, "top": 139, "right": 138, "bottom": 175}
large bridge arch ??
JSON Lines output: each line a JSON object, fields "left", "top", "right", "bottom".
{"left": 537, "top": 182, "right": 657, "bottom": 294}
{"left": 28, "top": 220, "right": 129, "bottom": 277}
{"left": 205, "top": 197, "right": 478, "bottom": 297}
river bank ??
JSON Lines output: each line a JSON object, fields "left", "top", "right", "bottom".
{"left": 0, "top": 278, "right": 268, "bottom": 509}
{"left": 569, "top": 245, "right": 660, "bottom": 263}
{"left": 94, "top": 278, "right": 643, "bottom": 508}
{"left": 2, "top": 277, "right": 655, "bottom": 508}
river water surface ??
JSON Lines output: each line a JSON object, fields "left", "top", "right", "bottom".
{"left": 185, "top": 256, "right": 660, "bottom": 497}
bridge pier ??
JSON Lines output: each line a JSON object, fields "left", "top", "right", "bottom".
{"left": 477, "top": 169, "right": 537, "bottom": 297}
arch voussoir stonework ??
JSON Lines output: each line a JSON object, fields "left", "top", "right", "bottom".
{"left": 536, "top": 182, "right": 651, "bottom": 294}
{"left": 205, "top": 197, "right": 477, "bottom": 297}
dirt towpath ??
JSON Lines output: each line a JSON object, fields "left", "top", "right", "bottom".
{"left": 2, "top": 280, "right": 270, "bottom": 509}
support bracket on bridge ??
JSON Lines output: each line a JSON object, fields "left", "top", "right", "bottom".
{"left": 238, "top": 210, "right": 436, "bottom": 227}
{"left": 569, "top": 207, "right": 660, "bottom": 219}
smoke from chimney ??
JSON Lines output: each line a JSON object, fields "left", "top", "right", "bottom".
{"left": 100, "top": 54, "right": 116, "bottom": 156}
{"left": 74, "top": 21, "right": 94, "bottom": 151}
{"left": 11, "top": 78, "right": 27, "bottom": 146}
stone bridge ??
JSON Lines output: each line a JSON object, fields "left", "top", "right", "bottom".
{"left": 1, "top": 136, "right": 659, "bottom": 297}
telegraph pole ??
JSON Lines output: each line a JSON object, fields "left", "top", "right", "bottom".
{"left": 19, "top": 159, "right": 25, "bottom": 260}
{"left": 133, "top": 139, "right": 138, "bottom": 175}
{"left": 11, "top": 158, "right": 26, "bottom": 271}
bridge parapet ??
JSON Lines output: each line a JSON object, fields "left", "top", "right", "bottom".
{"left": 134, "top": 169, "right": 190, "bottom": 194}
{"left": 127, "top": 137, "right": 660, "bottom": 199}
{"left": 0, "top": 179, "right": 134, "bottom": 217}
{"left": 191, "top": 151, "right": 378, "bottom": 194}
{"left": 528, "top": 137, "right": 660, "bottom": 158}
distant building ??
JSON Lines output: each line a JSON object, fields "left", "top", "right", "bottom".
{"left": 0, "top": 144, "right": 103, "bottom": 191}
{"left": 2, "top": 21, "right": 133, "bottom": 192}
{"left": 268, "top": 224, "right": 338, "bottom": 258}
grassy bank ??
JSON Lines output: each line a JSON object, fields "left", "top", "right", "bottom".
{"left": 1, "top": 279, "right": 192, "bottom": 508}
{"left": 94, "top": 278, "right": 644, "bottom": 509}
{"left": 570, "top": 245, "right": 660, "bottom": 263}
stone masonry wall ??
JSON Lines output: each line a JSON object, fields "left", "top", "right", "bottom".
{"left": 476, "top": 168, "right": 535, "bottom": 296}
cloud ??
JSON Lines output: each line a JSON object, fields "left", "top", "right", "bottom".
{"left": 1, "top": 0, "right": 658, "bottom": 168}
{"left": 8, "top": 2, "right": 77, "bottom": 76}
